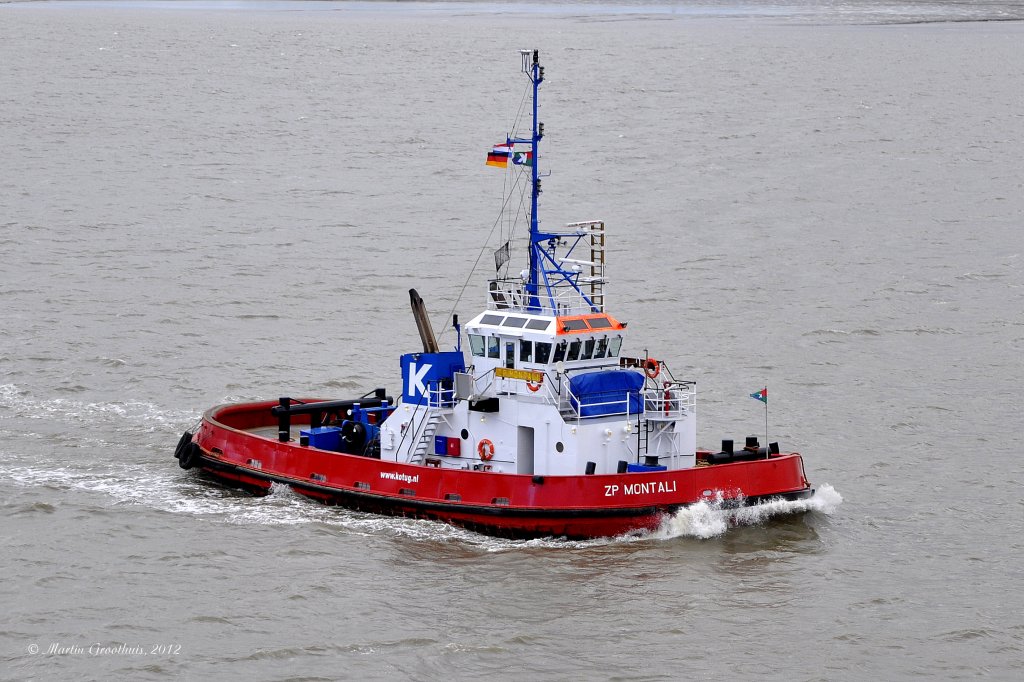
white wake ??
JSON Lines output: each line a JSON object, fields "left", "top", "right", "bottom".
{"left": 651, "top": 484, "right": 843, "bottom": 540}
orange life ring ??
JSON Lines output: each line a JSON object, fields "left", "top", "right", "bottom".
{"left": 477, "top": 439, "right": 495, "bottom": 461}
{"left": 644, "top": 358, "right": 660, "bottom": 379}
{"left": 526, "top": 376, "right": 543, "bottom": 392}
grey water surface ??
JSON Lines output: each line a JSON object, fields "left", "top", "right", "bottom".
{"left": 1, "top": 1, "right": 1022, "bottom": 680}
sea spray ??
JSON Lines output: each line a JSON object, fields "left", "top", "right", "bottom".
{"left": 653, "top": 484, "right": 843, "bottom": 540}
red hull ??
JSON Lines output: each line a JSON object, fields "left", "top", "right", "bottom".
{"left": 185, "top": 400, "right": 813, "bottom": 540}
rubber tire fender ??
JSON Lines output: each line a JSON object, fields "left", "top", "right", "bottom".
{"left": 174, "top": 431, "right": 193, "bottom": 460}
{"left": 178, "top": 442, "right": 201, "bottom": 470}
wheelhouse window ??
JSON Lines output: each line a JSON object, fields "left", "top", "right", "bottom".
{"left": 487, "top": 336, "right": 500, "bottom": 359}
{"left": 552, "top": 341, "right": 567, "bottom": 363}
{"left": 520, "top": 340, "right": 533, "bottom": 363}
{"left": 469, "top": 334, "right": 485, "bottom": 357}
{"left": 595, "top": 337, "right": 608, "bottom": 359}
{"left": 567, "top": 340, "right": 581, "bottom": 361}
{"left": 535, "top": 342, "right": 552, "bottom": 364}
{"left": 608, "top": 336, "right": 623, "bottom": 357}
{"left": 581, "top": 338, "right": 595, "bottom": 361}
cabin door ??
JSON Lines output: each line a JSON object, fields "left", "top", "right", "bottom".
{"left": 517, "top": 426, "right": 535, "bottom": 475}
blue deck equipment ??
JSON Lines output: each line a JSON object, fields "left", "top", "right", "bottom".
{"left": 627, "top": 463, "right": 667, "bottom": 473}
{"left": 569, "top": 370, "right": 645, "bottom": 418}
{"left": 301, "top": 426, "right": 342, "bottom": 451}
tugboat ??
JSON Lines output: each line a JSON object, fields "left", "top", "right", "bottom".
{"left": 174, "top": 50, "right": 814, "bottom": 540}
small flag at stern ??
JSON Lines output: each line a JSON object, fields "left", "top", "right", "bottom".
{"left": 750, "top": 387, "right": 768, "bottom": 404}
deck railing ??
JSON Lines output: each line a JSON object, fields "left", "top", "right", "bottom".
{"left": 642, "top": 381, "right": 695, "bottom": 420}
{"left": 463, "top": 368, "right": 694, "bottom": 424}
{"left": 486, "top": 278, "right": 601, "bottom": 316}
{"left": 424, "top": 381, "right": 456, "bottom": 409}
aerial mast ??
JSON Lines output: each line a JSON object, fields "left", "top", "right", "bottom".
{"left": 505, "top": 50, "right": 595, "bottom": 315}
{"left": 512, "top": 49, "right": 544, "bottom": 310}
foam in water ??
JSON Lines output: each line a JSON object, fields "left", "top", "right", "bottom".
{"left": 651, "top": 484, "right": 843, "bottom": 540}
{"left": 0, "top": 383, "right": 198, "bottom": 432}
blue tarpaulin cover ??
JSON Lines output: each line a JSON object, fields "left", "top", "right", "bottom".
{"left": 569, "top": 370, "right": 645, "bottom": 417}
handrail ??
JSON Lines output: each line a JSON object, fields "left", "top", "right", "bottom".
{"left": 571, "top": 391, "right": 636, "bottom": 417}
{"left": 472, "top": 367, "right": 496, "bottom": 399}
{"left": 394, "top": 398, "right": 425, "bottom": 461}
{"left": 487, "top": 277, "right": 600, "bottom": 316}
{"left": 424, "top": 380, "right": 456, "bottom": 409}
{"left": 642, "top": 381, "right": 695, "bottom": 420}
{"left": 464, "top": 366, "right": 686, "bottom": 425}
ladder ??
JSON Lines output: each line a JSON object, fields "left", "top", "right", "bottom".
{"left": 638, "top": 416, "right": 650, "bottom": 458}
{"left": 565, "top": 220, "right": 606, "bottom": 312}
{"left": 411, "top": 410, "right": 443, "bottom": 461}
{"left": 589, "top": 221, "right": 606, "bottom": 311}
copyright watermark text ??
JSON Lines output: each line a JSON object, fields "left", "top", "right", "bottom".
{"left": 27, "top": 642, "right": 182, "bottom": 656}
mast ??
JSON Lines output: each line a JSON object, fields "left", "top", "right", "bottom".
{"left": 495, "top": 50, "right": 598, "bottom": 316}
{"left": 511, "top": 49, "right": 544, "bottom": 311}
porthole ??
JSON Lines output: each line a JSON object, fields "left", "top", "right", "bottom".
{"left": 461, "top": 429, "right": 469, "bottom": 440}
{"left": 555, "top": 441, "right": 564, "bottom": 453}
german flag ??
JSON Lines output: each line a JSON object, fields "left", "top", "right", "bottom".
{"left": 486, "top": 143, "right": 512, "bottom": 168}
